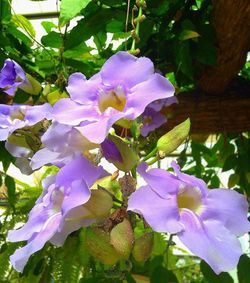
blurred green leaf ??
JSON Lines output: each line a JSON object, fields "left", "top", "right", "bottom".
{"left": 200, "top": 261, "right": 234, "bottom": 283}
{"left": 12, "top": 14, "right": 36, "bottom": 38}
{"left": 4, "top": 175, "right": 16, "bottom": 207}
{"left": 237, "top": 255, "right": 250, "bottom": 283}
{"left": 59, "top": 0, "right": 91, "bottom": 26}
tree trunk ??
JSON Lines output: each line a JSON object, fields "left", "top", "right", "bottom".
{"left": 162, "top": 79, "right": 250, "bottom": 134}
{"left": 197, "top": 0, "right": 250, "bottom": 94}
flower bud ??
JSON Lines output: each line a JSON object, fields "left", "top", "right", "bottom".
{"left": 132, "top": 232, "right": 154, "bottom": 262}
{"left": 83, "top": 189, "right": 113, "bottom": 220}
{"left": 19, "top": 74, "right": 42, "bottom": 95}
{"left": 86, "top": 227, "right": 120, "bottom": 265}
{"left": 157, "top": 118, "right": 190, "bottom": 157}
{"left": 102, "top": 135, "right": 138, "bottom": 172}
{"left": 110, "top": 219, "right": 134, "bottom": 259}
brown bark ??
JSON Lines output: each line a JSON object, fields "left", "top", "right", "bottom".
{"left": 162, "top": 79, "right": 250, "bottom": 134}
{"left": 197, "top": 0, "right": 250, "bottom": 94}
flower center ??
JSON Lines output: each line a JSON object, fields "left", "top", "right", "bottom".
{"left": 143, "top": 115, "right": 153, "bottom": 125}
{"left": 177, "top": 185, "right": 202, "bottom": 213}
{"left": 98, "top": 86, "right": 126, "bottom": 113}
{"left": 10, "top": 108, "right": 26, "bottom": 121}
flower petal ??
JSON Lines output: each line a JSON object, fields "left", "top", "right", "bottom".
{"left": 76, "top": 112, "right": 124, "bottom": 144}
{"left": 101, "top": 51, "right": 154, "bottom": 88}
{"left": 128, "top": 185, "right": 183, "bottom": 234}
{"left": 201, "top": 188, "right": 250, "bottom": 236}
{"left": 61, "top": 179, "right": 90, "bottom": 218}
{"left": 125, "top": 73, "right": 175, "bottom": 120}
{"left": 9, "top": 213, "right": 61, "bottom": 272}
{"left": 52, "top": 98, "right": 97, "bottom": 125}
{"left": 171, "top": 161, "right": 208, "bottom": 197}
{"left": 178, "top": 209, "right": 243, "bottom": 274}
{"left": 137, "top": 162, "right": 180, "bottom": 197}
{"left": 56, "top": 155, "right": 106, "bottom": 188}
{"left": 66, "top": 72, "right": 101, "bottom": 104}
{"left": 51, "top": 206, "right": 95, "bottom": 246}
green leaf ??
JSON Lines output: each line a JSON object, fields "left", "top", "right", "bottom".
{"left": 157, "top": 118, "right": 191, "bottom": 157}
{"left": 150, "top": 266, "right": 178, "bottom": 283}
{"left": 7, "top": 25, "right": 32, "bottom": 46}
{"left": 237, "top": 255, "right": 250, "bottom": 283}
{"left": 59, "top": 0, "right": 91, "bottom": 26}
{"left": 41, "top": 21, "right": 57, "bottom": 33}
{"left": 5, "top": 175, "right": 16, "bottom": 207}
{"left": 200, "top": 261, "right": 234, "bottom": 283}
{"left": 12, "top": 14, "right": 36, "bottom": 38}
{"left": 222, "top": 154, "right": 238, "bottom": 172}
{"left": 41, "top": 31, "right": 62, "bottom": 48}
{"left": 228, "top": 173, "right": 240, "bottom": 188}
{"left": 179, "top": 29, "right": 200, "bottom": 41}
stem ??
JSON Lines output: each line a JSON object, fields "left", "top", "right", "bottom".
{"left": 165, "top": 234, "right": 174, "bottom": 269}
{"left": 147, "top": 155, "right": 159, "bottom": 166}
{"left": 142, "top": 147, "right": 157, "bottom": 162}
{"left": 131, "top": 5, "right": 143, "bottom": 51}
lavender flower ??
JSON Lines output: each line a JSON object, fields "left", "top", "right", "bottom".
{"left": 128, "top": 162, "right": 250, "bottom": 274}
{"left": 52, "top": 51, "right": 175, "bottom": 143}
{"left": 30, "top": 122, "right": 98, "bottom": 169}
{"left": 140, "top": 96, "right": 178, "bottom": 137}
{"left": 0, "top": 59, "right": 28, "bottom": 96}
{"left": 101, "top": 138, "right": 123, "bottom": 163}
{"left": 0, "top": 103, "right": 52, "bottom": 141}
{"left": 7, "top": 155, "right": 107, "bottom": 272}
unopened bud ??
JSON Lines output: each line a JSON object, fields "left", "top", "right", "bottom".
{"left": 132, "top": 232, "right": 154, "bottom": 262}
{"left": 110, "top": 219, "right": 134, "bottom": 259}
{"left": 86, "top": 227, "right": 120, "bottom": 265}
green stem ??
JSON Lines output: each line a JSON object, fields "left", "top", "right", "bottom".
{"left": 147, "top": 155, "right": 159, "bottom": 166}
{"left": 131, "top": 5, "right": 143, "bottom": 50}
{"left": 142, "top": 147, "right": 158, "bottom": 162}
{"left": 165, "top": 234, "right": 174, "bottom": 269}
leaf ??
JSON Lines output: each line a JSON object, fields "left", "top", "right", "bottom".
{"left": 150, "top": 266, "right": 178, "bottom": 283}
{"left": 41, "top": 31, "right": 62, "bottom": 48}
{"left": 4, "top": 175, "right": 16, "bottom": 207}
{"left": 41, "top": 21, "right": 57, "bottom": 33}
{"left": 200, "top": 261, "right": 234, "bottom": 283}
{"left": 157, "top": 118, "right": 191, "bottom": 157}
{"left": 222, "top": 154, "right": 238, "bottom": 172}
{"left": 59, "top": 0, "right": 91, "bottom": 26}
{"left": 12, "top": 14, "right": 36, "bottom": 38}
{"left": 47, "top": 90, "right": 68, "bottom": 105}
{"left": 237, "top": 255, "right": 250, "bottom": 283}
{"left": 228, "top": 173, "right": 240, "bottom": 188}
{"left": 179, "top": 29, "right": 200, "bottom": 41}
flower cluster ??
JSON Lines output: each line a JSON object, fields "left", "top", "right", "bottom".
{"left": 0, "top": 52, "right": 249, "bottom": 274}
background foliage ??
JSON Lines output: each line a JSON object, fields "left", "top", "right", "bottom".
{"left": 0, "top": 0, "right": 249, "bottom": 282}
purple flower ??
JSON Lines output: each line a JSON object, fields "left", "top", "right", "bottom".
{"left": 30, "top": 122, "right": 98, "bottom": 169}
{"left": 0, "top": 59, "right": 28, "bottom": 96}
{"left": 0, "top": 103, "right": 52, "bottom": 141}
{"left": 128, "top": 162, "right": 250, "bottom": 274}
{"left": 52, "top": 51, "right": 175, "bottom": 143}
{"left": 101, "top": 138, "right": 123, "bottom": 163}
{"left": 7, "top": 155, "right": 107, "bottom": 272}
{"left": 140, "top": 108, "right": 167, "bottom": 137}
{"left": 140, "top": 96, "right": 178, "bottom": 137}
